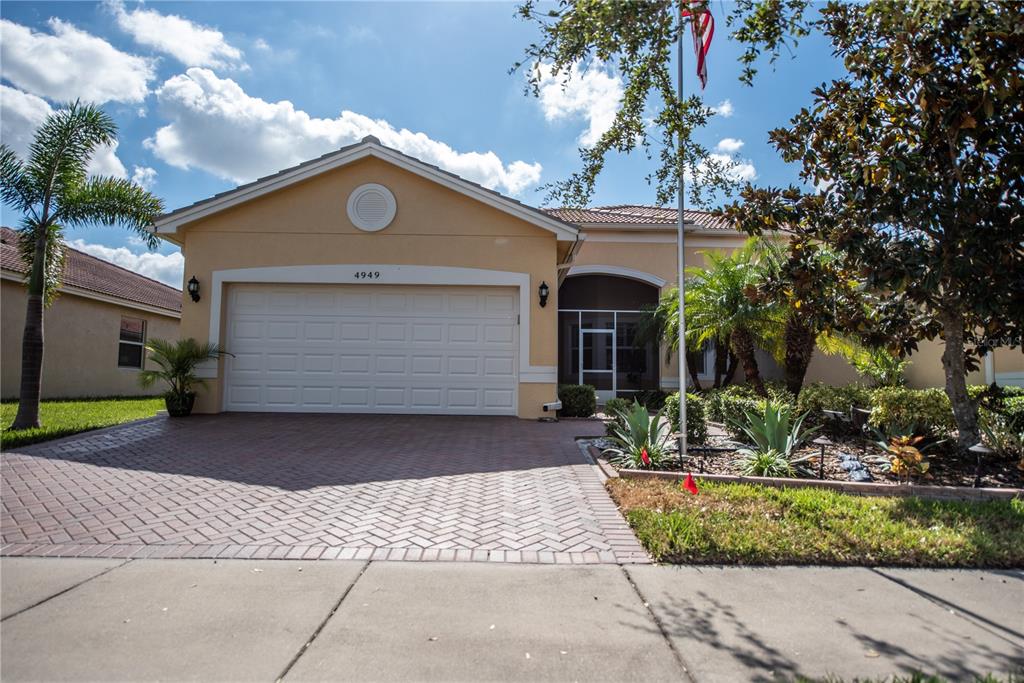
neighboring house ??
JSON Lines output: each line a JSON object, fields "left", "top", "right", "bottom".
{"left": 149, "top": 137, "right": 1022, "bottom": 418}
{"left": 1, "top": 227, "right": 182, "bottom": 399}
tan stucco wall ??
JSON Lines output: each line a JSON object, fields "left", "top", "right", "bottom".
{"left": 170, "top": 156, "right": 562, "bottom": 418}
{"left": 1, "top": 279, "right": 181, "bottom": 399}
{"left": 993, "top": 347, "right": 1024, "bottom": 375}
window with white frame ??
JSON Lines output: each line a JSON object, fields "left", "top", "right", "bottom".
{"left": 118, "top": 317, "right": 146, "bottom": 369}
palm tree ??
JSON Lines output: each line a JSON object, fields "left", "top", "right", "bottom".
{"left": 139, "top": 339, "right": 230, "bottom": 416}
{"left": 0, "top": 102, "right": 164, "bottom": 429}
{"left": 644, "top": 240, "right": 783, "bottom": 396}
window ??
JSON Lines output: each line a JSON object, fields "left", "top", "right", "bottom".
{"left": 118, "top": 317, "right": 146, "bottom": 369}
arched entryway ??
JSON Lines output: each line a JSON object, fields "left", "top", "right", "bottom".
{"left": 557, "top": 273, "right": 661, "bottom": 401}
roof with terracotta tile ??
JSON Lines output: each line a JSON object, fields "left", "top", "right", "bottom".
{"left": 545, "top": 204, "right": 736, "bottom": 231}
{"left": 1, "top": 227, "right": 182, "bottom": 315}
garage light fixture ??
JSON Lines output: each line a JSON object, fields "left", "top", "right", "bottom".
{"left": 538, "top": 281, "right": 550, "bottom": 308}
{"left": 187, "top": 276, "right": 201, "bottom": 303}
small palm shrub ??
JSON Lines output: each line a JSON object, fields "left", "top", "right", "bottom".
{"left": 603, "top": 401, "right": 673, "bottom": 469}
{"left": 851, "top": 347, "right": 910, "bottom": 387}
{"left": 664, "top": 392, "right": 708, "bottom": 444}
{"left": 730, "top": 401, "right": 818, "bottom": 477}
{"left": 138, "top": 338, "right": 229, "bottom": 417}
{"left": 558, "top": 384, "right": 596, "bottom": 417}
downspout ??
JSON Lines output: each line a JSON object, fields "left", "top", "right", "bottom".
{"left": 556, "top": 232, "right": 586, "bottom": 287}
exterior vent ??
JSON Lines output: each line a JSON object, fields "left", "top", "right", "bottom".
{"left": 347, "top": 183, "right": 396, "bottom": 232}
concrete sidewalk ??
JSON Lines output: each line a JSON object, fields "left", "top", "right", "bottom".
{"left": 1, "top": 558, "right": 1021, "bottom": 682}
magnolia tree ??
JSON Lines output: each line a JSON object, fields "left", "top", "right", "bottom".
{"left": 725, "top": 1, "right": 1024, "bottom": 448}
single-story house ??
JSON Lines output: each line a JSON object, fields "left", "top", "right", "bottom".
{"left": 149, "top": 137, "right": 1022, "bottom": 418}
{"left": 1, "top": 227, "right": 182, "bottom": 399}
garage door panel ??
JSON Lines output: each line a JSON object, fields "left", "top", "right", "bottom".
{"left": 225, "top": 284, "right": 518, "bottom": 414}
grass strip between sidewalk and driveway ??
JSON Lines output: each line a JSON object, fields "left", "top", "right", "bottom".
{"left": 1, "top": 398, "right": 164, "bottom": 449}
{"left": 608, "top": 478, "right": 1024, "bottom": 568}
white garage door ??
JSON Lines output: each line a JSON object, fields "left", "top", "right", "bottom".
{"left": 224, "top": 284, "right": 518, "bottom": 414}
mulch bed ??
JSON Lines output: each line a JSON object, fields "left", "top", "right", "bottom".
{"left": 589, "top": 421, "right": 1023, "bottom": 489}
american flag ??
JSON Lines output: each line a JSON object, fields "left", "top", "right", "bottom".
{"left": 681, "top": 0, "right": 714, "bottom": 89}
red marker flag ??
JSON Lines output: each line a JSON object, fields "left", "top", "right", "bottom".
{"left": 681, "top": 0, "right": 714, "bottom": 89}
{"left": 682, "top": 473, "right": 699, "bottom": 495}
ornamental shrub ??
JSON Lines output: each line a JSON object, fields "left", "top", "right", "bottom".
{"left": 796, "top": 382, "right": 873, "bottom": 430}
{"left": 558, "top": 384, "right": 597, "bottom": 418}
{"left": 603, "top": 397, "right": 632, "bottom": 436}
{"left": 664, "top": 392, "right": 708, "bottom": 445}
{"left": 868, "top": 387, "right": 955, "bottom": 436}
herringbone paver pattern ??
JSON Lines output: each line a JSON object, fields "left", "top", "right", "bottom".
{"left": 1, "top": 414, "right": 647, "bottom": 563}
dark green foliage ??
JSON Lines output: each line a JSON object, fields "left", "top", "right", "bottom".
{"left": 664, "top": 392, "right": 708, "bottom": 445}
{"left": 603, "top": 397, "right": 632, "bottom": 436}
{"left": 797, "top": 382, "right": 873, "bottom": 431}
{"left": 557, "top": 384, "right": 597, "bottom": 418}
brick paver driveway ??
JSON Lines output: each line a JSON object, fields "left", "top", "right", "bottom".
{"left": 1, "top": 415, "right": 647, "bottom": 564}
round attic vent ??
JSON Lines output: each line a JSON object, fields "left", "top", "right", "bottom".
{"left": 347, "top": 183, "right": 396, "bottom": 232}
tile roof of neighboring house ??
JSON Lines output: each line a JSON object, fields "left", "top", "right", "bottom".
{"left": 545, "top": 204, "right": 736, "bottom": 231}
{"left": 0, "top": 227, "right": 182, "bottom": 315}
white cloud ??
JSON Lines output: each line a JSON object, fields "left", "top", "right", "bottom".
{"left": 711, "top": 99, "right": 734, "bottom": 117}
{"left": 685, "top": 153, "right": 757, "bottom": 185}
{"left": 131, "top": 166, "right": 157, "bottom": 190}
{"left": 0, "top": 85, "right": 127, "bottom": 179}
{"left": 344, "top": 25, "right": 380, "bottom": 44}
{"left": 145, "top": 68, "right": 543, "bottom": 195}
{"left": 0, "top": 18, "right": 153, "bottom": 104}
{"left": 715, "top": 137, "right": 745, "bottom": 154}
{"left": 107, "top": 0, "right": 246, "bottom": 70}
{"left": 536, "top": 62, "right": 623, "bottom": 147}
{"left": 253, "top": 38, "right": 271, "bottom": 51}
{"left": 68, "top": 239, "right": 184, "bottom": 288}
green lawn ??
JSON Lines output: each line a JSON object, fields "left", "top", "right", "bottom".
{"left": 1, "top": 397, "right": 165, "bottom": 450}
{"left": 608, "top": 478, "right": 1024, "bottom": 568}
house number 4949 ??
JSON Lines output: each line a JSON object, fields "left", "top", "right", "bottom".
{"left": 354, "top": 271, "right": 381, "bottom": 280}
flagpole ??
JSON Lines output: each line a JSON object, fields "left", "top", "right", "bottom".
{"left": 676, "top": 6, "right": 688, "bottom": 466}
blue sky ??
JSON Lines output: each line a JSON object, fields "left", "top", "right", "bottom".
{"left": 0, "top": 1, "right": 844, "bottom": 288}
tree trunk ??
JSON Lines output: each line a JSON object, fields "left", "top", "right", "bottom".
{"left": 721, "top": 347, "right": 739, "bottom": 387}
{"left": 685, "top": 351, "right": 703, "bottom": 392}
{"left": 731, "top": 327, "right": 766, "bottom": 396}
{"left": 712, "top": 338, "right": 727, "bottom": 388}
{"left": 939, "top": 307, "right": 980, "bottom": 449}
{"left": 11, "top": 229, "right": 48, "bottom": 430}
{"left": 783, "top": 315, "right": 816, "bottom": 396}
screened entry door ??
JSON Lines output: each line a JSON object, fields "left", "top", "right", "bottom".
{"left": 580, "top": 327, "right": 615, "bottom": 402}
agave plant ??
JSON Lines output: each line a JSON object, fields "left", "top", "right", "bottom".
{"left": 603, "top": 400, "right": 673, "bottom": 469}
{"left": 738, "top": 449, "right": 794, "bottom": 477}
{"left": 730, "top": 401, "right": 819, "bottom": 477}
{"left": 139, "top": 338, "right": 230, "bottom": 417}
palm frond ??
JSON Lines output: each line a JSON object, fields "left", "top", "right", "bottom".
{"left": 25, "top": 101, "right": 116, "bottom": 204}
{"left": 59, "top": 176, "right": 164, "bottom": 247}
{"left": 0, "top": 146, "right": 38, "bottom": 212}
